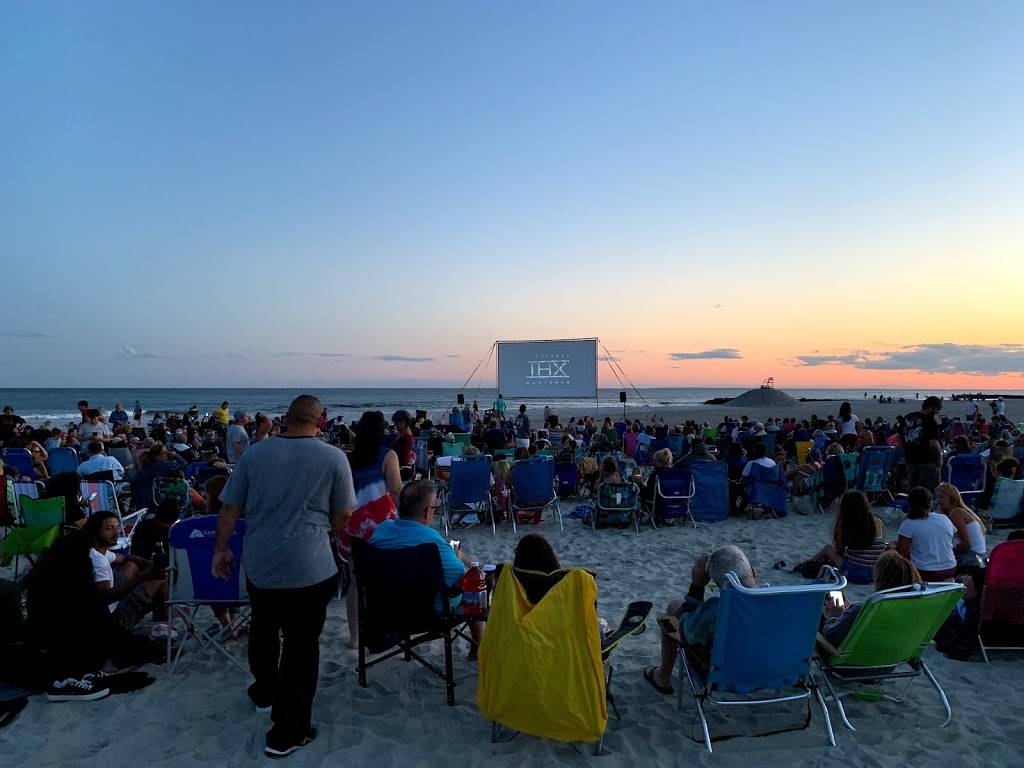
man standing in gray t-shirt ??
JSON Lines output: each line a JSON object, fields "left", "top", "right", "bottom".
{"left": 213, "top": 394, "right": 354, "bottom": 759}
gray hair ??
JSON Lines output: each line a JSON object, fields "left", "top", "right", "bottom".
{"left": 708, "top": 544, "right": 755, "bottom": 588}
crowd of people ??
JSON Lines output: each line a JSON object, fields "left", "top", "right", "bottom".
{"left": 2, "top": 393, "right": 1023, "bottom": 757}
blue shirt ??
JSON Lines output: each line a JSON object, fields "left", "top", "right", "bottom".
{"left": 369, "top": 518, "right": 466, "bottom": 608}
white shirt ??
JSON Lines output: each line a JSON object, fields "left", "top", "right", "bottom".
{"left": 741, "top": 456, "right": 777, "bottom": 478}
{"left": 839, "top": 415, "right": 859, "bottom": 436}
{"left": 955, "top": 519, "right": 987, "bottom": 556}
{"left": 77, "top": 454, "right": 125, "bottom": 480}
{"left": 997, "top": 399, "right": 1006, "bottom": 416}
{"left": 898, "top": 514, "right": 956, "bottom": 571}
{"left": 90, "top": 548, "right": 118, "bottom": 613}
{"left": 80, "top": 422, "right": 112, "bottom": 439}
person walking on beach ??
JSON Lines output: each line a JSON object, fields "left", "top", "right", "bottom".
{"left": 494, "top": 393, "right": 506, "bottom": 421}
{"left": 213, "top": 395, "right": 355, "bottom": 759}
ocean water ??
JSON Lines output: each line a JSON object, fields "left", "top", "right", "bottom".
{"left": 4, "top": 386, "right": 1019, "bottom": 427}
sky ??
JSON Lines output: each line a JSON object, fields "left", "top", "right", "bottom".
{"left": 2, "top": 1, "right": 1023, "bottom": 389}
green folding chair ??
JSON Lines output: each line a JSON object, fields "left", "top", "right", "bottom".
{"left": 451, "top": 433, "right": 473, "bottom": 448}
{"left": 0, "top": 495, "right": 65, "bottom": 577}
{"left": 817, "top": 582, "right": 963, "bottom": 731}
{"left": 441, "top": 441, "right": 467, "bottom": 458}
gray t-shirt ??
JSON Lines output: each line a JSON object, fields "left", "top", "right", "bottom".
{"left": 220, "top": 435, "right": 355, "bottom": 589}
{"left": 225, "top": 423, "right": 249, "bottom": 463}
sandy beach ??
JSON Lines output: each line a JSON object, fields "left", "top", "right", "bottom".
{"left": 4, "top": 502, "right": 1023, "bottom": 768}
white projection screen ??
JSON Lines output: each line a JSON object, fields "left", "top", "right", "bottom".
{"left": 496, "top": 339, "right": 598, "bottom": 399}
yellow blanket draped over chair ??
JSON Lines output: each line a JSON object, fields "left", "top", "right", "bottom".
{"left": 477, "top": 566, "right": 607, "bottom": 743}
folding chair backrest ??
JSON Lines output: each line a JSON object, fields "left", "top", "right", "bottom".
{"left": 858, "top": 446, "right": 895, "bottom": 492}
{"left": 1015, "top": 446, "right": 1024, "bottom": 466}
{"left": 554, "top": 461, "right": 577, "bottom": 492}
{"left": 441, "top": 441, "right": 467, "bottom": 458}
{"left": 47, "top": 447, "right": 79, "bottom": 476}
{"left": 512, "top": 457, "right": 555, "bottom": 502}
{"left": 690, "top": 460, "right": 729, "bottom": 522}
{"left": 633, "top": 441, "right": 653, "bottom": 465}
{"left": 2, "top": 449, "right": 34, "bottom": 480}
{"left": 477, "top": 566, "right": 606, "bottom": 743}
{"left": 195, "top": 465, "right": 230, "bottom": 487}
{"left": 840, "top": 452, "right": 859, "bottom": 486}
{"left": 760, "top": 431, "right": 778, "bottom": 452}
{"left": 990, "top": 478, "right": 1024, "bottom": 522}
{"left": 13, "top": 481, "right": 40, "bottom": 501}
{"left": 448, "top": 456, "right": 492, "bottom": 505}
{"left": 656, "top": 467, "right": 693, "bottom": 519}
{"left": 710, "top": 572, "right": 841, "bottom": 694}
{"left": 80, "top": 480, "right": 120, "bottom": 517}
{"left": 795, "top": 441, "right": 813, "bottom": 465}
{"left": 350, "top": 538, "right": 446, "bottom": 653}
{"left": 597, "top": 482, "right": 638, "bottom": 510}
{"left": 747, "top": 462, "right": 787, "bottom": 513}
{"left": 414, "top": 437, "right": 430, "bottom": 474}
{"left": 830, "top": 583, "right": 963, "bottom": 668}
{"left": 452, "top": 432, "right": 473, "bottom": 447}
{"left": 946, "top": 454, "right": 985, "bottom": 496}
{"left": 980, "top": 540, "right": 1024, "bottom": 628}
{"left": 109, "top": 446, "right": 134, "bottom": 470}
{"left": 18, "top": 495, "right": 65, "bottom": 529}
{"left": 821, "top": 456, "right": 847, "bottom": 497}
{"left": 666, "top": 435, "right": 684, "bottom": 458}
{"left": 154, "top": 476, "right": 192, "bottom": 513}
{"left": 168, "top": 515, "right": 247, "bottom": 603}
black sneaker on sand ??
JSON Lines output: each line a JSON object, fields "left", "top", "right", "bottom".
{"left": 247, "top": 683, "right": 273, "bottom": 714}
{"left": 46, "top": 678, "right": 111, "bottom": 702}
{"left": 264, "top": 728, "right": 316, "bottom": 758}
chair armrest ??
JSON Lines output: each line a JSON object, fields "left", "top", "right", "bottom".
{"left": 815, "top": 631, "right": 840, "bottom": 660}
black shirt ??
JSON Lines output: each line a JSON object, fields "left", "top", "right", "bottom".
{"left": 902, "top": 411, "right": 940, "bottom": 464}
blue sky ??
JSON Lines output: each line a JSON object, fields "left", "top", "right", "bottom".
{"left": 2, "top": 2, "right": 1022, "bottom": 387}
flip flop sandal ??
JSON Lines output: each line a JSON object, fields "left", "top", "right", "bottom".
{"left": 643, "top": 666, "right": 673, "bottom": 696}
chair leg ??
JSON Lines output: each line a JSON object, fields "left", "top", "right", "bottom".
{"left": 819, "top": 669, "right": 855, "bottom": 731}
{"left": 813, "top": 683, "right": 837, "bottom": 747}
{"left": 555, "top": 500, "right": 563, "bottom": 532}
{"left": 694, "top": 694, "right": 713, "bottom": 754}
{"left": 491, "top": 721, "right": 501, "bottom": 744}
{"left": 920, "top": 661, "right": 952, "bottom": 728}
{"left": 978, "top": 635, "right": 990, "bottom": 664}
{"left": 443, "top": 629, "right": 456, "bottom": 706}
{"left": 606, "top": 664, "right": 620, "bottom": 720}
{"left": 358, "top": 638, "right": 367, "bottom": 688}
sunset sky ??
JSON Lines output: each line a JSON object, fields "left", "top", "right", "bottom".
{"left": 3, "top": 2, "right": 1023, "bottom": 389}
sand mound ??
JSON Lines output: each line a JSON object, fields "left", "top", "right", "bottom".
{"left": 724, "top": 387, "right": 800, "bottom": 408}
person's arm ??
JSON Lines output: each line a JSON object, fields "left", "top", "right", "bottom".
{"left": 382, "top": 450, "right": 402, "bottom": 503}
{"left": 896, "top": 534, "right": 912, "bottom": 559}
{"left": 330, "top": 506, "right": 352, "bottom": 539}
{"left": 950, "top": 513, "right": 971, "bottom": 554}
{"left": 330, "top": 450, "right": 356, "bottom": 538}
{"left": 212, "top": 503, "right": 242, "bottom": 580}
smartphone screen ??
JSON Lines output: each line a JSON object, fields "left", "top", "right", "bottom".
{"left": 829, "top": 590, "right": 845, "bottom": 608}
{"left": 87, "top": 492, "right": 99, "bottom": 502}
{"left": 449, "top": 539, "right": 460, "bottom": 550}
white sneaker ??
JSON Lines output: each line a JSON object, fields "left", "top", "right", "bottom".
{"left": 46, "top": 678, "right": 111, "bottom": 702}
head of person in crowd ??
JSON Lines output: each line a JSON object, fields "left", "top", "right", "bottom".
{"left": 652, "top": 448, "right": 672, "bottom": 471}
{"left": 707, "top": 544, "right": 756, "bottom": 589}
{"left": 398, "top": 479, "right": 436, "bottom": 524}
{"left": 350, "top": 410, "right": 387, "bottom": 468}
{"left": 283, "top": 394, "right": 323, "bottom": 435}
{"left": 906, "top": 486, "right": 933, "bottom": 520}
{"left": 513, "top": 533, "right": 561, "bottom": 573}
{"left": 873, "top": 550, "right": 921, "bottom": 592}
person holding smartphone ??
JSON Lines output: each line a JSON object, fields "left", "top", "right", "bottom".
{"left": 87, "top": 511, "right": 168, "bottom": 629}
{"left": 820, "top": 551, "right": 920, "bottom": 649}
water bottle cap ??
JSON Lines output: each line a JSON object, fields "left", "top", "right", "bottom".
{"left": 470, "top": 561, "right": 480, "bottom": 567}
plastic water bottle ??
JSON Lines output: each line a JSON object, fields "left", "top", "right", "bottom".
{"left": 461, "top": 562, "right": 488, "bottom": 616}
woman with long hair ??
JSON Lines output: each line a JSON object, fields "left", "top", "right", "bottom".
{"left": 337, "top": 411, "right": 402, "bottom": 647}
{"left": 896, "top": 486, "right": 957, "bottom": 581}
{"left": 935, "top": 482, "right": 987, "bottom": 571}
{"left": 800, "top": 491, "right": 886, "bottom": 583}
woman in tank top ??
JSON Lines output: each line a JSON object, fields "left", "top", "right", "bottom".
{"left": 936, "top": 482, "right": 987, "bottom": 572}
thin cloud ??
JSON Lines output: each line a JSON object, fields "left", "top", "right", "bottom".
{"left": 373, "top": 355, "right": 435, "bottom": 363}
{"left": 669, "top": 348, "right": 742, "bottom": 361}
{"left": 599, "top": 355, "right": 620, "bottom": 362}
{"left": 117, "top": 344, "right": 164, "bottom": 360}
{"left": 272, "top": 352, "right": 350, "bottom": 358}
{"left": 443, "top": 354, "right": 461, "bottom": 358}
{"left": 796, "top": 343, "right": 1024, "bottom": 375}
{"left": 713, "top": 304, "right": 724, "bottom": 310}
{"left": 0, "top": 331, "right": 51, "bottom": 338}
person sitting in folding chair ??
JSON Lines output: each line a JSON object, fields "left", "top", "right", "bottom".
{"left": 87, "top": 511, "right": 168, "bottom": 630}
{"left": 643, "top": 545, "right": 755, "bottom": 695}
{"left": 369, "top": 480, "right": 484, "bottom": 657}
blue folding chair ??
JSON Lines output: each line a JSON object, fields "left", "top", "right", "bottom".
{"left": 443, "top": 455, "right": 494, "bottom": 535}
{"left": 944, "top": 454, "right": 985, "bottom": 506}
{"left": 46, "top": 447, "right": 79, "bottom": 477}
{"left": 510, "top": 457, "right": 561, "bottom": 533}
{"left": 653, "top": 467, "right": 696, "bottom": 528}
{"left": 1, "top": 448, "right": 34, "bottom": 480}
{"left": 554, "top": 461, "right": 578, "bottom": 499}
{"left": 856, "top": 446, "right": 897, "bottom": 502}
{"left": 183, "top": 461, "right": 206, "bottom": 481}
{"left": 166, "top": 515, "right": 250, "bottom": 674}
{"left": 195, "top": 465, "right": 231, "bottom": 488}
{"left": 676, "top": 568, "right": 846, "bottom": 752}
{"left": 745, "top": 462, "right": 788, "bottom": 518}
{"left": 593, "top": 482, "right": 641, "bottom": 532}
{"left": 666, "top": 435, "right": 685, "bottom": 460}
